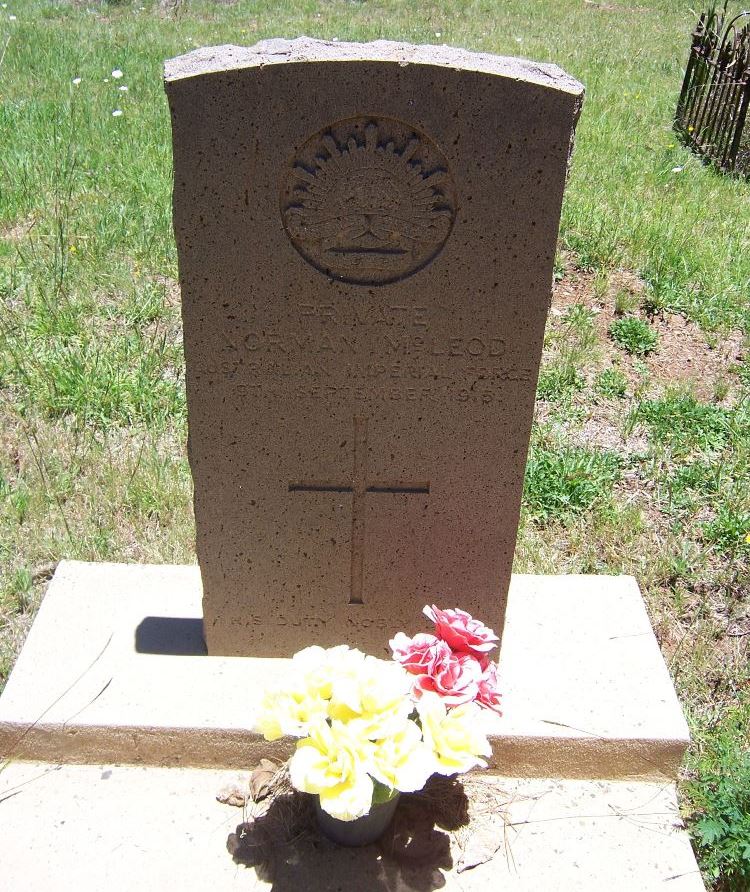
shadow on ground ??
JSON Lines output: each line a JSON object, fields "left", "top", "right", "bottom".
{"left": 227, "top": 776, "right": 469, "bottom": 891}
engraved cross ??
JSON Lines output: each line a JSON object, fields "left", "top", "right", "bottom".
{"left": 289, "top": 416, "right": 430, "bottom": 605}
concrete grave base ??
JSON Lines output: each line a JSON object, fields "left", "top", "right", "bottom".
{"left": 0, "top": 763, "right": 703, "bottom": 890}
{"left": 0, "top": 562, "right": 702, "bottom": 889}
{"left": 0, "top": 561, "right": 689, "bottom": 779}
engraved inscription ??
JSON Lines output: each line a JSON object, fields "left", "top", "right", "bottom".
{"left": 289, "top": 416, "right": 429, "bottom": 605}
{"left": 281, "top": 117, "right": 456, "bottom": 285}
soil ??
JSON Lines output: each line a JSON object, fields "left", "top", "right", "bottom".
{"left": 0, "top": 217, "right": 37, "bottom": 244}
{"left": 551, "top": 258, "right": 745, "bottom": 403}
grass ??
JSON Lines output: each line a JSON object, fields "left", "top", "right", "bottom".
{"left": 627, "top": 391, "right": 737, "bottom": 453}
{"left": 523, "top": 446, "right": 621, "bottom": 523}
{"left": 0, "top": 0, "right": 748, "bottom": 887}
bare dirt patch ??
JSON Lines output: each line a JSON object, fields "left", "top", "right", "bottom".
{"left": 150, "top": 274, "right": 181, "bottom": 310}
{"left": 0, "top": 216, "right": 37, "bottom": 244}
{"left": 535, "top": 398, "right": 650, "bottom": 455}
{"left": 582, "top": 0, "right": 648, "bottom": 11}
{"left": 551, "top": 259, "right": 745, "bottom": 402}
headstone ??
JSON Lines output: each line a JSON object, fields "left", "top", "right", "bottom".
{"left": 165, "top": 38, "right": 584, "bottom": 656}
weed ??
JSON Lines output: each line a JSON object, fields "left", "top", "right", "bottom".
{"left": 1, "top": 568, "right": 33, "bottom": 614}
{"left": 562, "top": 303, "right": 599, "bottom": 349}
{"left": 664, "top": 460, "right": 723, "bottom": 511}
{"left": 523, "top": 446, "right": 621, "bottom": 523}
{"left": 536, "top": 363, "right": 584, "bottom": 401}
{"left": 701, "top": 507, "right": 750, "bottom": 553}
{"left": 595, "top": 368, "right": 628, "bottom": 398}
{"left": 119, "top": 280, "right": 168, "bottom": 327}
{"left": 609, "top": 316, "right": 659, "bottom": 355}
{"left": 553, "top": 252, "right": 565, "bottom": 282}
{"left": 686, "top": 710, "right": 750, "bottom": 891}
{"left": 641, "top": 285, "right": 670, "bottom": 317}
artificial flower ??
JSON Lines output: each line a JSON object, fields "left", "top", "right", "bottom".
{"left": 417, "top": 692, "right": 491, "bottom": 775}
{"left": 390, "top": 631, "right": 452, "bottom": 676}
{"left": 368, "top": 719, "right": 436, "bottom": 793}
{"left": 256, "top": 686, "right": 329, "bottom": 741}
{"left": 412, "top": 649, "right": 483, "bottom": 706}
{"left": 289, "top": 720, "right": 374, "bottom": 820}
{"left": 329, "top": 654, "right": 411, "bottom": 735}
{"left": 476, "top": 661, "right": 503, "bottom": 714}
{"left": 423, "top": 605, "right": 499, "bottom": 658}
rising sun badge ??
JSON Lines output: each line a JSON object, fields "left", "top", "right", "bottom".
{"left": 280, "top": 117, "right": 456, "bottom": 286}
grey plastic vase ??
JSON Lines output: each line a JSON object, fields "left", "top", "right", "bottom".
{"left": 313, "top": 792, "right": 401, "bottom": 846}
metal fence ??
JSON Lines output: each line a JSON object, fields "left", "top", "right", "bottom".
{"left": 675, "top": 7, "right": 750, "bottom": 176}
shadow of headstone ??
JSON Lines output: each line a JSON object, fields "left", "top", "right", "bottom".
{"left": 134, "top": 617, "right": 207, "bottom": 656}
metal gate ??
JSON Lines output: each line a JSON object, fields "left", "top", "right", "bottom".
{"left": 676, "top": 7, "right": 750, "bottom": 176}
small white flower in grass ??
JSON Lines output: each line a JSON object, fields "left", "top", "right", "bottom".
{"left": 111, "top": 69, "right": 123, "bottom": 79}
{"left": 671, "top": 166, "right": 684, "bottom": 173}
{"left": 72, "top": 77, "right": 82, "bottom": 86}
{"left": 112, "top": 109, "right": 123, "bottom": 117}
{"left": 435, "top": 31, "right": 441, "bottom": 37}
{"left": 119, "top": 85, "right": 128, "bottom": 92}
{"left": 8, "top": 13, "right": 16, "bottom": 19}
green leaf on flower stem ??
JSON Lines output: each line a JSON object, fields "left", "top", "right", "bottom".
{"left": 371, "top": 779, "right": 398, "bottom": 806}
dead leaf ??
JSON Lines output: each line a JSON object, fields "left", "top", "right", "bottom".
{"left": 217, "top": 779, "right": 249, "bottom": 808}
{"left": 457, "top": 816, "right": 505, "bottom": 872}
{"left": 31, "top": 561, "right": 58, "bottom": 583}
{"left": 250, "top": 759, "right": 279, "bottom": 802}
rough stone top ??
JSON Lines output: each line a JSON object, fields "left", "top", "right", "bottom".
{"left": 164, "top": 37, "right": 584, "bottom": 97}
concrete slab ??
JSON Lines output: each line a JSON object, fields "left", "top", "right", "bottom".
{"left": 0, "top": 762, "right": 704, "bottom": 890}
{"left": 0, "top": 562, "right": 689, "bottom": 779}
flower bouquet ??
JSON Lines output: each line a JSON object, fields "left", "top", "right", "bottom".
{"left": 256, "top": 605, "right": 502, "bottom": 846}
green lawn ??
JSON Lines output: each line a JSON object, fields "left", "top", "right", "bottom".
{"left": 1, "top": 1, "right": 749, "bottom": 887}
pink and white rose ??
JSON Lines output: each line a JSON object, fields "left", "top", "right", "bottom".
{"left": 475, "top": 661, "right": 502, "bottom": 714}
{"left": 412, "top": 651, "right": 483, "bottom": 707}
{"left": 389, "top": 632, "right": 452, "bottom": 677}
{"left": 423, "top": 605, "right": 499, "bottom": 658}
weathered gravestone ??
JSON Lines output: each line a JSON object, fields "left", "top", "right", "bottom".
{"left": 165, "top": 38, "right": 584, "bottom": 656}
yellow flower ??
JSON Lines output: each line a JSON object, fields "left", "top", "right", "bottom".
{"left": 256, "top": 685, "right": 328, "bottom": 741}
{"left": 289, "top": 720, "right": 374, "bottom": 820}
{"left": 256, "top": 645, "right": 375, "bottom": 740}
{"left": 369, "top": 719, "right": 435, "bottom": 793}
{"left": 329, "top": 654, "right": 410, "bottom": 734}
{"left": 290, "top": 644, "right": 337, "bottom": 700}
{"left": 417, "top": 692, "right": 491, "bottom": 775}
